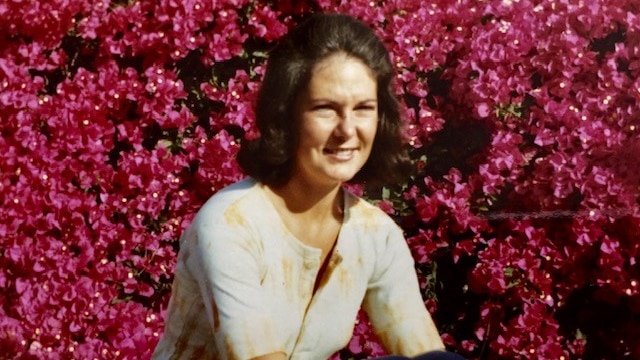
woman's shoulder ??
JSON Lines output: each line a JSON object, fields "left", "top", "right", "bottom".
{"left": 343, "top": 189, "right": 399, "bottom": 233}
{"left": 193, "top": 178, "right": 265, "bottom": 226}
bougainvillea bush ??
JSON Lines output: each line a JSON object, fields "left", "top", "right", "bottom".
{"left": 1, "top": 0, "right": 639, "bottom": 358}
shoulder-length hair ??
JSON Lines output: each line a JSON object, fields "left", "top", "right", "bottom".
{"left": 237, "top": 12, "right": 410, "bottom": 187}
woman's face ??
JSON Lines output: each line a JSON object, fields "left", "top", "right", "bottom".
{"left": 291, "top": 53, "right": 378, "bottom": 188}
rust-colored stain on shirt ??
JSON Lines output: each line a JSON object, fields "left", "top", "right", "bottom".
{"left": 353, "top": 199, "right": 382, "bottom": 232}
{"left": 374, "top": 301, "right": 427, "bottom": 355}
{"left": 314, "top": 254, "right": 344, "bottom": 291}
{"left": 236, "top": 235, "right": 258, "bottom": 255}
{"left": 223, "top": 203, "right": 246, "bottom": 227}
{"left": 170, "top": 278, "right": 182, "bottom": 309}
{"left": 381, "top": 301, "right": 402, "bottom": 325}
{"left": 170, "top": 315, "right": 196, "bottom": 359}
{"left": 186, "top": 345, "right": 206, "bottom": 360}
{"left": 224, "top": 335, "right": 240, "bottom": 360}
{"left": 282, "top": 257, "right": 295, "bottom": 299}
{"left": 335, "top": 264, "right": 352, "bottom": 292}
{"left": 211, "top": 297, "right": 220, "bottom": 331}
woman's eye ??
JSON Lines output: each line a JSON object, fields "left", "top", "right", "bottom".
{"left": 312, "top": 105, "right": 335, "bottom": 114}
{"left": 355, "top": 105, "right": 377, "bottom": 113}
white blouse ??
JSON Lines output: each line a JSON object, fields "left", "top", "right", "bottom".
{"left": 152, "top": 178, "right": 443, "bottom": 359}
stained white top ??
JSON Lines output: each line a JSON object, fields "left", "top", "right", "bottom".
{"left": 152, "top": 178, "right": 443, "bottom": 359}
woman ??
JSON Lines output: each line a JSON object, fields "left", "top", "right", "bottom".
{"left": 153, "top": 13, "right": 460, "bottom": 360}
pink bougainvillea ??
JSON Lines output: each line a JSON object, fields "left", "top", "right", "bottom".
{"left": 1, "top": 0, "right": 639, "bottom": 359}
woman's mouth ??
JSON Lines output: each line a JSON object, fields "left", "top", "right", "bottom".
{"left": 323, "top": 148, "right": 357, "bottom": 160}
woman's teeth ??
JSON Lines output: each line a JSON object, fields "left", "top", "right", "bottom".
{"left": 325, "top": 148, "right": 355, "bottom": 159}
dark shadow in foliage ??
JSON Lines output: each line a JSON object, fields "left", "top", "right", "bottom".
{"left": 557, "top": 283, "right": 640, "bottom": 360}
{"left": 114, "top": 53, "right": 146, "bottom": 74}
{"left": 273, "top": 0, "right": 320, "bottom": 17}
{"left": 414, "top": 118, "right": 491, "bottom": 181}
{"left": 175, "top": 49, "right": 221, "bottom": 136}
{"left": 28, "top": 67, "right": 66, "bottom": 96}
{"left": 590, "top": 23, "right": 626, "bottom": 60}
{"left": 428, "top": 251, "right": 486, "bottom": 359}
{"left": 426, "top": 67, "right": 453, "bottom": 104}
{"left": 175, "top": 34, "right": 272, "bottom": 139}
{"left": 547, "top": 213, "right": 640, "bottom": 359}
{"left": 405, "top": 64, "right": 492, "bottom": 182}
{"left": 28, "top": 30, "right": 100, "bottom": 95}
{"left": 140, "top": 122, "right": 180, "bottom": 154}
{"left": 61, "top": 18, "right": 101, "bottom": 73}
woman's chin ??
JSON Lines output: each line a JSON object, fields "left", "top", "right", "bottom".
{"left": 323, "top": 172, "right": 359, "bottom": 186}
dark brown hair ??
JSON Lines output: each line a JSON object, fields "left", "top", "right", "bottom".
{"left": 237, "top": 13, "right": 410, "bottom": 186}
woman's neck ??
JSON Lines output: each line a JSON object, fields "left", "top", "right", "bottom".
{"left": 267, "top": 177, "right": 343, "bottom": 221}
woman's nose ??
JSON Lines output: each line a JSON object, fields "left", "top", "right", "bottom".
{"left": 333, "top": 113, "right": 356, "bottom": 139}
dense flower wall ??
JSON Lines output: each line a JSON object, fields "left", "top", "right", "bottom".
{"left": 1, "top": 0, "right": 639, "bottom": 359}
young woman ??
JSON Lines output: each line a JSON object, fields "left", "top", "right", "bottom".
{"left": 153, "top": 13, "right": 463, "bottom": 360}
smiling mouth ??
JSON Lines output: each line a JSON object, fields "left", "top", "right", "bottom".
{"left": 323, "top": 148, "right": 357, "bottom": 159}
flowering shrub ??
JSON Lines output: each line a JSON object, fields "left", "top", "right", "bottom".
{"left": 1, "top": 0, "right": 639, "bottom": 359}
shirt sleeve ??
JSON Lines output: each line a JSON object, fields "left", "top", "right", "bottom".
{"left": 182, "top": 204, "right": 286, "bottom": 360}
{"left": 362, "top": 224, "right": 445, "bottom": 356}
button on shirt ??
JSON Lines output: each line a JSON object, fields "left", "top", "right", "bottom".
{"left": 152, "top": 178, "right": 443, "bottom": 359}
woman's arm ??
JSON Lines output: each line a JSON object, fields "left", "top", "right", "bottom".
{"left": 363, "top": 225, "right": 445, "bottom": 356}
{"left": 183, "top": 205, "right": 287, "bottom": 359}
